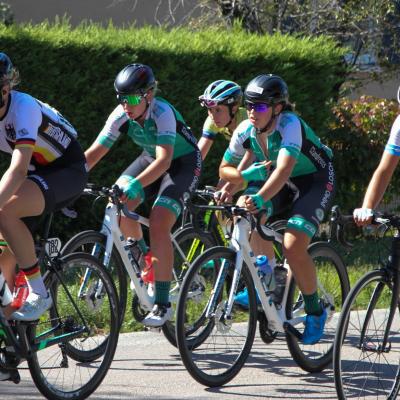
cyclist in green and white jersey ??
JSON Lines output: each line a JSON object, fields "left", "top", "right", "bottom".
{"left": 220, "top": 74, "right": 336, "bottom": 344}
{"left": 85, "top": 63, "right": 201, "bottom": 327}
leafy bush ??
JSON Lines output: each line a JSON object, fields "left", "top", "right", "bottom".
{"left": 0, "top": 22, "right": 347, "bottom": 239}
{"left": 327, "top": 95, "right": 399, "bottom": 212}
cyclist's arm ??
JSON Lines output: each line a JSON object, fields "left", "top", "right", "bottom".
{"left": 198, "top": 137, "right": 213, "bottom": 160}
{"left": 85, "top": 141, "right": 110, "bottom": 171}
{"left": 0, "top": 147, "right": 32, "bottom": 208}
{"left": 135, "top": 144, "right": 173, "bottom": 187}
{"left": 361, "top": 151, "right": 399, "bottom": 210}
{"left": 257, "top": 151, "right": 295, "bottom": 201}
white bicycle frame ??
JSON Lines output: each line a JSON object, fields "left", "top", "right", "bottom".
{"left": 83, "top": 200, "right": 189, "bottom": 313}
{"left": 206, "top": 214, "right": 305, "bottom": 333}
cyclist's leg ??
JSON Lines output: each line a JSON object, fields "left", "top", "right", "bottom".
{"left": 143, "top": 151, "right": 201, "bottom": 327}
{"left": 284, "top": 164, "right": 336, "bottom": 344}
{"left": 117, "top": 152, "right": 158, "bottom": 253}
{"left": 10, "top": 162, "right": 87, "bottom": 321}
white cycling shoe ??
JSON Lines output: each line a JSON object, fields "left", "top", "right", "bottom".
{"left": 11, "top": 292, "right": 52, "bottom": 321}
{"left": 142, "top": 303, "right": 172, "bottom": 327}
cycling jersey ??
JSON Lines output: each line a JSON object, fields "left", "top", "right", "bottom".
{"left": 384, "top": 115, "right": 400, "bottom": 156}
{"left": 223, "top": 111, "right": 333, "bottom": 177}
{"left": 201, "top": 107, "right": 247, "bottom": 141}
{"left": 0, "top": 91, "right": 84, "bottom": 169}
{"left": 97, "top": 97, "right": 198, "bottom": 159}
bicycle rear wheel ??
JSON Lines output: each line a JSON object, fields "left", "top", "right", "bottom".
{"left": 285, "top": 241, "right": 350, "bottom": 372}
{"left": 28, "top": 252, "right": 119, "bottom": 400}
{"left": 162, "top": 226, "right": 216, "bottom": 347}
{"left": 334, "top": 269, "right": 400, "bottom": 399}
{"left": 176, "top": 246, "right": 257, "bottom": 387}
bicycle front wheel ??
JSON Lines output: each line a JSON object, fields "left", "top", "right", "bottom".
{"left": 334, "top": 269, "right": 400, "bottom": 399}
{"left": 176, "top": 246, "right": 257, "bottom": 387}
{"left": 28, "top": 252, "right": 119, "bottom": 400}
{"left": 286, "top": 241, "right": 350, "bottom": 372}
{"left": 61, "top": 230, "right": 127, "bottom": 327}
{"left": 162, "top": 225, "right": 216, "bottom": 347}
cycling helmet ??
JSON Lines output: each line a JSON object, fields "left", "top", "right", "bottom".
{"left": 114, "top": 63, "right": 156, "bottom": 95}
{"left": 0, "top": 52, "right": 13, "bottom": 86}
{"left": 199, "top": 80, "right": 242, "bottom": 108}
{"left": 244, "top": 74, "right": 288, "bottom": 105}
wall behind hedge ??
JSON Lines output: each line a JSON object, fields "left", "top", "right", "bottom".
{"left": 0, "top": 22, "right": 347, "bottom": 238}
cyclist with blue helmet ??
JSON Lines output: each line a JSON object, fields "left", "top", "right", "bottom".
{"left": 198, "top": 79, "right": 246, "bottom": 160}
{"left": 198, "top": 80, "right": 249, "bottom": 201}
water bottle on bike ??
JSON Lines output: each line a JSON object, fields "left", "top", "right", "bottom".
{"left": 256, "top": 255, "right": 275, "bottom": 293}
{"left": 234, "top": 254, "right": 274, "bottom": 308}
{"left": 272, "top": 265, "right": 287, "bottom": 304}
{"left": 11, "top": 270, "right": 29, "bottom": 309}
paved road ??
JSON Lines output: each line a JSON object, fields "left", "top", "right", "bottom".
{"left": 0, "top": 330, "right": 339, "bottom": 400}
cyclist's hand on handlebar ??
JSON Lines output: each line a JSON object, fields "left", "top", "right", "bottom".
{"left": 244, "top": 194, "right": 265, "bottom": 214}
{"left": 214, "top": 190, "right": 232, "bottom": 204}
{"left": 353, "top": 207, "right": 374, "bottom": 226}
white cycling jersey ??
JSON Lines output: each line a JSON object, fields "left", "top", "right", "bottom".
{"left": 384, "top": 115, "right": 400, "bottom": 156}
{"left": 0, "top": 91, "right": 79, "bottom": 169}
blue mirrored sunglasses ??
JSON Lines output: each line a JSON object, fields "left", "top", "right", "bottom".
{"left": 245, "top": 102, "right": 270, "bottom": 113}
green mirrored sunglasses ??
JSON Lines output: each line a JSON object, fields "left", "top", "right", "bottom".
{"left": 117, "top": 94, "right": 142, "bottom": 106}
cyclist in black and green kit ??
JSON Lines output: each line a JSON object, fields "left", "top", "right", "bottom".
{"left": 85, "top": 63, "right": 202, "bottom": 327}
{"left": 220, "top": 74, "right": 336, "bottom": 344}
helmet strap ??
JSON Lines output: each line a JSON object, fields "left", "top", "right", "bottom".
{"left": 258, "top": 104, "right": 277, "bottom": 134}
{"left": 224, "top": 104, "right": 236, "bottom": 128}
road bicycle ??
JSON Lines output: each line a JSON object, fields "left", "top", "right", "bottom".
{"left": 61, "top": 184, "right": 215, "bottom": 347}
{"left": 175, "top": 201, "right": 350, "bottom": 387}
{"left": 0, "top": 212, "right": 119, "bottom": 399}
{"left": 333, "top": 212, "right": 400, "bottom": 399}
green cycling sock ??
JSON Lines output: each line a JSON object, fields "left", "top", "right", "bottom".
{"left": 155, "top": 281, "right": 171, "bottom": 305}
{"left": 303, "top": 291, "right": 322, "bottom": 316}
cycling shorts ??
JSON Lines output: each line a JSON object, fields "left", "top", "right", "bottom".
{"left": 245, "top": 160, "right": 336, "bottom": 238}
{"left": 120, "top": 150, "right": 202, "bottom": 218}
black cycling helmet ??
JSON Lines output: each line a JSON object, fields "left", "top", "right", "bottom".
{"left": 114, "top": 63, "right": 156, "bottom": 95}
{"left": 244, "top": 74, "right": 288, "bottom": 105}
{"left": 0, "top": 52, "right": 13, "bottom": 86}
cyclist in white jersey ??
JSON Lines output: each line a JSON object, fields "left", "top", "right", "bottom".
{"left": 85, "top": 63, "right": 201, "bottom": 327}
{"left": 0, "top": 53, "right": 88, "bottom": 331}
{"left": 354, "top": 88, "right": 400, "bottom": 225}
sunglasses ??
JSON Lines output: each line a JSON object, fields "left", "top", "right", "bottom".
{"left": 117, "top": 94, "right": 143, "bottom": 106}
{"left": 199, "top": 97, "right": 219, "bottom": 109}
{"left": 245, "top": 102, "right": 270, "bottom": 113}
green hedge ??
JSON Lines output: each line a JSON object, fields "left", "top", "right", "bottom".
{"left": 0, "top": 22, "right": 347, "bottom": 239}
{"left": 327, "top": 95, "right": 399, "bottom": 212}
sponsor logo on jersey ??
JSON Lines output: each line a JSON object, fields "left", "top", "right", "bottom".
{"left": 309, "top": 145, "right": 327, "bottom": 168}
{"left": 44, "top": 123, "right": 71, "bottom": 149}
{"left": 315, "top": 208, "right": 325, "bottom": 221}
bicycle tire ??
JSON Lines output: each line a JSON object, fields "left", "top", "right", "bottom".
{"left": 176, "top": 246, "right": 257, "bottom": 387}
{"left": 333, "top": 269, "right": 400, "bottom": 399}
{"left": 162, "top": 225, "right": 216, "bottom": 347}
{"left": 61, "top": 230, "right": 127, "bottom": 328}
{"left": 285, "top": 241, "right": 350, "bottom": 372}
{"left": 28, "top": 252, "right": 119, "bottom": 400}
